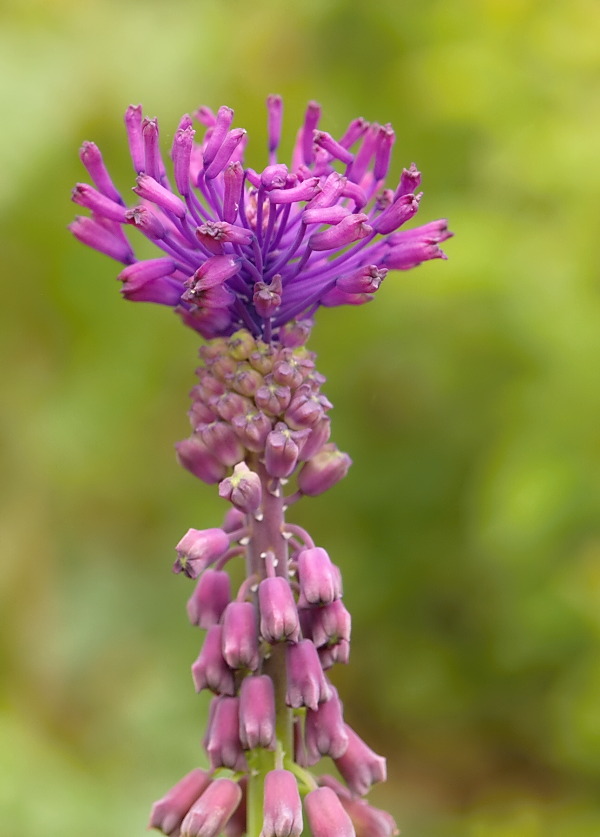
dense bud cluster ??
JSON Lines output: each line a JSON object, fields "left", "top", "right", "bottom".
{"left": 176, "top": 327, "right": 349, "bottom": 494}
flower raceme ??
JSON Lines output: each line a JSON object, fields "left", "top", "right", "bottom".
{"left": 71, "top": 97, "right": 448, "bottom": 837}
{"left": 71, "top": 97, "right": 451, "bottom": 341}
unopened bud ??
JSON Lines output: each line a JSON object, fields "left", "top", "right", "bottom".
{"left": 197, "top": 422, "right": 245, "bottom": 467}
{"left": 298, "top": 444, "right": 352, "bottom": 496}
{"left": 79, "top": 141, "right": 123, "bottom": 204}
{"left": 305, "top": 687, "right": 348, "bottom": 763}
{"left": 279, "top": 318, "right": 313, "bottom": 348}
{"left": 253, "top": 275, "right": 283, "bottom": 319}
{"left": 69, "top": 215, "right": 134, "bottom": 263}
{"left": 297, "top": 547, "right": 342, "bottom": 606}
{"left": 125, "top": 204, "right": 167, "bottom": 239}
{"left": 304, "top": 787, "right": 355, "bottom": 837}
{"left": 286, "top": 640, "right": 330, "bottom": 710}
{"left": 173, "top": 528, "right": 230, "bottom": 579}
{"left": 333, "top": 725, "right": 387, "bottom": 797}
{"left": 239, "top": 675, "right": 276, "bottom": 750}
{"left": 149, "top": 768, "right": 211, "bottom": 836}
{"left": 248, "top": 341, "right": 275, "bottom": 375}
{"left": 133, "top": 174, "right": 187, "bottom": 218}
{"left": 205, "top": 696, "right": 246, "bottom": 771}
{"left": 191, "top": 625, "right": 235, "bottom": 696}
{"left": 319, "top": 639, "right": 350, "bottom": 669}
{"left": 264, "top": 423, "right": 307, "bottom": 478}
{"left": 228, "top": 329, "right": 257, "bottom": 361}
{"left": 176, "top": 436, "right": 227, "bottom": 485}
{"left": 255, "top": 375, "right": 292, "bottom": 416}
{"left": 339, "top": 797, "right": 399, "bottom": 837}
{"left": 310, "top": 599, "right": 351, "bottom": 648}
{"left": 187, "top": 569, "right": 231, "bottom": 627}
{"left": 222, "top": 507, "right": 246, "bottom": 532}
{"left": 297, "top": 418, "right": 331, "bottom": 462}
{"left": 284, "top": 387, "right": 328, "bottom": 430}
{"left": 180, "top": 778, "right": 242, "bottom": 837}
{"left": 219, "top": 462, "right": 262, "bottom": 514}
{"left": 259, "top": 577, "right": 300, "bottom": 643}
{"left": 232, "top": 364, "right": 264, "bottom": 398}
{"left": 224, "top": 777, "right": 247, "bottom": 837}
{"left": 221, "top": 601, "right": 259, "bottom": 671}
{"left": 232, "top": 410, "right": 273, "bottom": 452}
{"left": 261, "top": 770, "right": 303, "bottom": 837}
{"left": 372, "top": 192, "right": 420, "bottom": 235}
{"left": 396, "top": 161, "right": 422, "bottom": 197}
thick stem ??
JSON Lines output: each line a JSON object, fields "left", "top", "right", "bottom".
{"left": 245, "top": 460, "right": 294, "bottom": 837}
{"left": 246, "top": 748, "right": 272, "bottom": 837}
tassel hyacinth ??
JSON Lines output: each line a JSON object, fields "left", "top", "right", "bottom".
{"left": 71, "top": 95, "right": 452, "bottom": 837}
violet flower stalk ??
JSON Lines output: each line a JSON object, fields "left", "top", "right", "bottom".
{"left": 71, "top": 95, "right": 451, "bottom": 837}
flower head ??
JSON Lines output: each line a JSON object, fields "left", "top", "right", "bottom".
{"left": 71, "top": 97, "right": 452, "bottom": 340}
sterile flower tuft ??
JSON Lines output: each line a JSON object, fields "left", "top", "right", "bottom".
{"left": 71, "top": 97, "right": 451, "bottom": 341}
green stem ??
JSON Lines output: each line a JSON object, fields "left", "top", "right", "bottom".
{"left": 246, "top": 748, "right": 273, "bottom": 837}
{"left": 264, "top": 643, "right": 293, "bottom": 755}
{"left": 284, "top": 758, "right": 319, "bottom": 794}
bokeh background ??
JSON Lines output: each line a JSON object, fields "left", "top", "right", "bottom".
{"left": 1, "top": 0, "right": 599, "bottom": 835}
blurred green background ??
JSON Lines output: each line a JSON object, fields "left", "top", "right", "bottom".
{"left": 1, "top": 0, "right": 599, "bottom": 835}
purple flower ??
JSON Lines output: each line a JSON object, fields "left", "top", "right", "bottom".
{"left": 238, "top": 675, "right": 276, "bottom": 750}
{"left": 317, "top": 777, "right": 399, "bottom": 837}
{"left": 71, "top": 97, "right": 452, "bottom": 339}
{"left": 333, "top": 725, "right": 387, "bottom": 797}
{"left": 297, "top": 547, "right": 342, "bottom": 606}
{"left": 195, "top": 421, "right": 245, "bottom": 468}
{"left": 191, "top": 624, "right": 235, "bottom": 696}
{"left": 218, "top": 461, "right": 263, "bottom": 513}
{"left": 176, "top": 436, "right": 227, "bottom": 485}
{"left": 258, "top": 576, "right": 301, "bottom": 643}
{"left": 286, "top": 639, "right": 331, "bottom": 710}
{"left": 341, "top": 798, "right": 399, "bottom": 837}
{"left": 224, "top": 778, "right": 247, "bottom": 837}
{"left": 309, "top": 599, "right": 352, "bottom": 649}
{"left": 180, "top": 778, "right": 243, "bottom": 837}
{"left": 187, "top": 568, "right": 231, "bottom": 627}
{"left": 304, "top": 787, "right": 355, "bottom": 837}
{"left": 304, "top": 686, "right": 349, "bottom": 763}
{"left": 261, "top": 770, "right": 303, "bottom": 837}
{"left": 173, "top": 527, "right": 230, "bottom": 578}
{"left": 264, "top": 423, "right": 309, "bottom": 479}
{"left": 205, "top": 696, "right": 247, "bottom": 771}
{"left": 149, "top": 768, "right": 211, "bottom": 835}
{"left": 221, "top": 601, "right": 260, "bottom": 671}
{"left": 298, "top": 444, "right": 352, "bottom": 497}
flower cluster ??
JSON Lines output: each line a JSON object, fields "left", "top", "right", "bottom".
{"left": 72, "top": 96, "right": 451, "bottom": 837}
{"left": 175, "top": 327, "right": 347, "bottom": 496}
{"left": 150, "top": 327, "right": 389, "bottom": 837}
{"left": 71, "top": 96, "right": 451, "bottom": 340}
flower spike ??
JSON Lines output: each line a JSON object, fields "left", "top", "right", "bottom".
{"left": 73, "top": 93, "right": 451, "bottom": 837}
